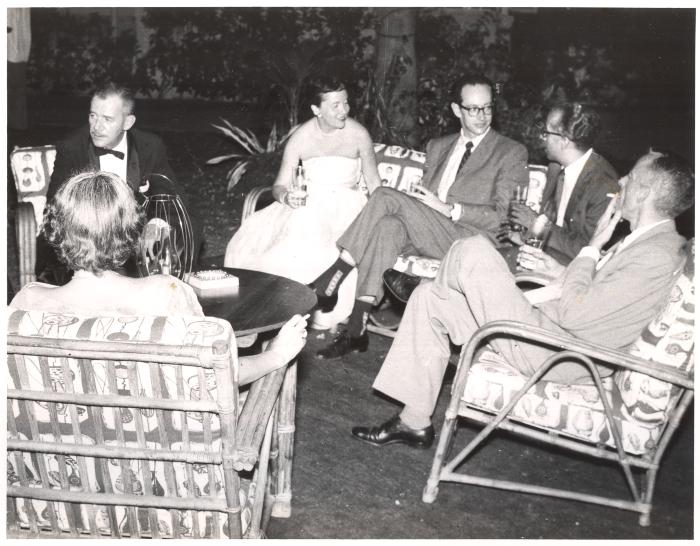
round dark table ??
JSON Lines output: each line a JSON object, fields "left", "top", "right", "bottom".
{"left": 198, "top": 268, "right": 317, "bottom": 337}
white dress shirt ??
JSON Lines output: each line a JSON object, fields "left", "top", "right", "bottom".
{"left": 98, "top": 132, "right": 128, "bottom": 183}
{"left": 556, "top": 148, "right": 593, "bottom": 226}
{"left": 436, "top": 128, "right": 489, "bottom": 203}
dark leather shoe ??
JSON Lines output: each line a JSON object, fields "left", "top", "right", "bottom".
{"left": 316, "top": 331, "right": 368, "bottom": 359}
{"left": 352, "top": 415, "right": 435, "bottom": 448}
{"left": 383, "top": 270, "right": 421, "bottom": 304}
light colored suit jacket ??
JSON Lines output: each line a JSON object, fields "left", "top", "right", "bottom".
{"left": 423, "top": 129, "right": 528, "bottom": 236}
{"left": 541, "top": 152, "right": 619, "bottom": 262}
{"left": 538, "top": 221, "right": 686, "bottom": 350}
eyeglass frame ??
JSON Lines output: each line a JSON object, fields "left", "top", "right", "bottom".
{"left": 458, "top": 103, "right": 494, "bottom": 117}
{"left": 539, "top": 129, "right": 567, "bottom": 140}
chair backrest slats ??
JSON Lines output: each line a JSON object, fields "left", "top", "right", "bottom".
{"left": 5, "top": 310, "right": 268, "bottom": 539}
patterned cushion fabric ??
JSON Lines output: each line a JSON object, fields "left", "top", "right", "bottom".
{"left": 373, "top": 143, "right": 427, "bottom": 193}
{"left": 10, "top": 145, "right": 56, "bottom": 231}
{"left": 6, "top": 308, "right": 250, "bottom": 538}
{"left": 461, "top": 239, "right": 694, "bottom": 456}
{"left": 614, "top": 239, "right": 695, "bottom": 426}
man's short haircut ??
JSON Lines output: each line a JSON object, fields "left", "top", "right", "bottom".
{"left": 92, "top": 82, "right": 136, "bottom": 115}
{"left": 647, "top": 149, "right": 695, "bottom": 218}
{"left": 44, "top": 171, "right": 144, "bottom": 273}
{"left": 550, "top": 101, "right": 601, "bottom": 151}
{"left": 451, "top": 74, "right": 494, "bottom": 104}
{"left": 308, "top": 76, "right": 346, "bottom": 107}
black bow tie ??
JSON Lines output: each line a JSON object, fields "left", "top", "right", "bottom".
{"left": 94, "top": 146, "right": 125, "bottom": 160}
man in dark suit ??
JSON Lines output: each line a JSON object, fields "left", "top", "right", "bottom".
{"left": 352, "top": 150, "right": 693, "bottom": 448}
{"left": 312, "top": 74, "right": 529, "bottom": 358}
{"left": 37, "top": 82, "right": 198, "bottom": 284}
{"left": 509, "top": 101, "right": 619, "bottom": 269}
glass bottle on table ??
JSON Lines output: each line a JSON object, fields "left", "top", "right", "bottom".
{"left": 288, "top": 159, "right": 308, "bottom": 207}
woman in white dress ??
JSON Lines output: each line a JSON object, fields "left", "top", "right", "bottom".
{"left": 224, "top": 77, "right": 381, "bottom": 330}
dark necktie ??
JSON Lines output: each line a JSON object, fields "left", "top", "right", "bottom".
{"left": 553, "top": 167, "right": 566, "bottom": 210}
{"left": 94, "top": 146, "right": 125, "bottom": 160}
{"left": 457, "top": 141, "right": 473, "bottom": 173}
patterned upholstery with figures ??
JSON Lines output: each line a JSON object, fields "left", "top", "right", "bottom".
{"left": 6, "top": 308, "right": 253, "bottom": 538}
{"left": 461, "top": 239, "right": 694, "bottom": 456}
{"left": 10, "top": 145, "right": 57, "bottom": 232}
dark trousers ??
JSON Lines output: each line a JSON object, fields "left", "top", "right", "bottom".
{"left": 337, "top": 187, "right": 479, "bottom": 302}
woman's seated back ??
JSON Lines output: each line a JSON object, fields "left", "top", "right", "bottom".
{"left": 11, "top": 170, "right": 308, "bottom": 385}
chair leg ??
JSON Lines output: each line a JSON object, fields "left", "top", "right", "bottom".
{"left": 262, "top": 402, "right": 280, "bottom": 531}
{"left": 638, "top": 468, "right": 656, "bottom": 527}
{"left": 245, "top": 407, "right": 275, "bottom": 538}
{"left": 15, "top": 203, "right": 37, "bottom": 287}
{"left": 271, "top": 361, "right": 296, "bottom": 518}
{"left": 422, "top": 414, "right": 460, "bottom": 503}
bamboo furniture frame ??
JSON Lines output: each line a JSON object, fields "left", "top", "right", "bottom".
{"left": 422, "top": 320, "right": 694, "bottom": 527}
{"left": 6, "top": 311, "right": 295, "bottom": 538}
{"left": 10, "top": 144, "right": 56, "bottom": 287}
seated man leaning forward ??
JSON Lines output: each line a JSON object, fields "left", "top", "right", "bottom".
{"left": 11, "top": 171, "right": 308, "bottom": 386}
{"left": 351, "top": 150, "right": 693, "bottom": 448}
{"left": 36, "top": 82, "right": 201, "bottom": 286}
{"left": 312, "top": 73, "right": 529, "bottom": 358}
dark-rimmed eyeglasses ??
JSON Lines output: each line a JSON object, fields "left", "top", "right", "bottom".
{"left": 459, "top": 104, "right": 493, "bottom": 117}
{"left": 539, "top": 129, "right": 566, "bottom": 140}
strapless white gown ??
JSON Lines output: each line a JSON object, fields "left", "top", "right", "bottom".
{"left": 224, "top": 156, "right": 366, "bottom": 330}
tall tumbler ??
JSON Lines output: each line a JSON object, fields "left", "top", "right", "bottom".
{"left": 136, "top": 175, "right": 194, "bottom": 282}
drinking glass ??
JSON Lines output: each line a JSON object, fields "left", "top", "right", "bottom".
{"left": 525, "top": 214, "right": 552, "bottom": 249}
{"left": 508, "top": 185, "right": 529, "bottom": 232}
{"left": 136, "top": 176, "right": 194, "bottom": 282}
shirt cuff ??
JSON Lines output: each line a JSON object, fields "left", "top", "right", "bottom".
{"left": 577, "top": 246, "right": 601, "bottom": 262}
{"left": 450, "top": 203, "right": 462, "bottom": 221}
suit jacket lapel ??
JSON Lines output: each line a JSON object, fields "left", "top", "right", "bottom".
{"left": 598, "top": 221, "right": 676, "bottom": 273}
{"left": 460, "top": 128, "right": 496, "bottom": 176}
{"left": 126, "top": 130, "right": 141, "bottom": 192}
{"left": 85, "top": 129, "right": 100, "bottom": 171}
{"left": 564, "top": 152, "right": 596, "bottom": 220}
{"left": 540, "top": 162, "right": 562, "bottom": 219}
{"left": 427, "top": 134, "right": 459, "bottom": 193}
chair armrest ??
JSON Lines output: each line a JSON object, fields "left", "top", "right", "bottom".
{"left": 242, "top": 186, "right": 274, "bottom": 223}
{"left": 455, "top": 320, "right": 694, "bottom": 392}
{"left": 233, "top": 365, "right": 287, "bottom": 471}
{"left": 15, "top": 202, "right": 37, "bottom": 287}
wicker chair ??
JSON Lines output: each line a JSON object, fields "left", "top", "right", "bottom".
{"left": 10, "top": 145, "right": 57, "bottom": 288}
{"left": 6, "top": 308, "right": 296, "bottom": 538}
{"left": 422, "top": 239, "right": 695, "bottom": 527}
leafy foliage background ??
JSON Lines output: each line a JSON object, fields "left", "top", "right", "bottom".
{"left": 28, "top": 7, "right": 654, "bottom": 166}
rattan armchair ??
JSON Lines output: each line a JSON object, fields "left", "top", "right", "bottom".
{"left": 423, "top": 240, "right": 695, "bottom": 527}
{"left": 6, "top": 309, "right": 295, "bottom": 538}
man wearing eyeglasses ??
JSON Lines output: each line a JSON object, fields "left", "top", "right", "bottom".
{"left": 313, "top": 74, "right": 529, "bottom": 358}
{"left": 509, "top": 102, "right": 619, "bottom": 276}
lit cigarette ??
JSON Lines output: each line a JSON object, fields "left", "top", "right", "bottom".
{"left": 606, "top": 193, "right": 619, "bottom": 198}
